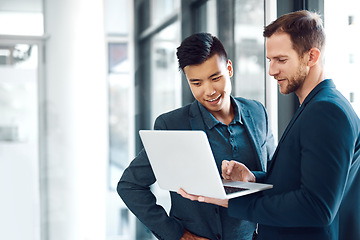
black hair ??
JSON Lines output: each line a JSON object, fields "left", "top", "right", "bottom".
{"left": 176, "top": 33, "right": 228, "bottom": 71}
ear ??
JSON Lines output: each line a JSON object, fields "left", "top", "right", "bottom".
{"left": 307, "top": 48, "right": 321, "bottom": 67}
{"left": 227, "top": 59, "right": 233, "bottom": 77}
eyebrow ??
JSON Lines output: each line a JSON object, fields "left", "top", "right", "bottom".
{"left": 188, "top": 78, "right": 201, "bottom": 82}
{"left": 267, "top": 55, "right": 288, "bottom": 60}
{"left": 188, "top": 71, "right": 222, "bottom": 82}
{"left": 208, "top": 71, "right": 221, "bottom": 79}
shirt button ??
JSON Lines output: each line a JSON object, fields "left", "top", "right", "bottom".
{"left": 215, "top": 208, "right": 219, "bottom": 214}
{"left": 216, "top": 233, "right": 221, "bottom": 239}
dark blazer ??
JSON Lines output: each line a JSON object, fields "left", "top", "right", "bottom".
{"left": 228, "top": 80, "right": 360, "bottom": 240}
{"left": 117, "top": 97, "right": 276, "bottom": 240}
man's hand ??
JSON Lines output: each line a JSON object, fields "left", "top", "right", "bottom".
{"left": 180, "top": 229, "right": 210, "bottom": 240}
{"left": 222, "top": 160, "right": 255, "bottom": 182}
{"left": 177, "top": 189, "right": 229, "bottom": 208}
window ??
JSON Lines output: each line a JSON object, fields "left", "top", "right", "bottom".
{"left": 150, "top": 23, "right": 181, "bottom": 124}
{"left": 105, "top": 0, "right": 135, "bottom": 239}
{"left": 0, "top": 40, "right": 42, "bottom": 240}
{"left": 151, "top": 0, "right": 180, "bottom": 25}
{"left": 105, "top": 0, "right": 130, "bottom": 35}
{"left": 324, "top": 0, "right": 360, "bottom": 116}
{"left": 234, "top": 0, "right": 266, "bottom": 104}
{"left": 108, "top": 42, "right": 132, "bottom": 171}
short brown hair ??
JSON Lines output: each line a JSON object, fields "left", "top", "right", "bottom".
{"left": 263, "top": 10, "right": 325, "bottom": 57}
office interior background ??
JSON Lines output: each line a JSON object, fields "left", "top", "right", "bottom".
{"left": 0, "top": 0, "right": 359, "bottom": 239}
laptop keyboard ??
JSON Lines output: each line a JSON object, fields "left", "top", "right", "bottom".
{"left": 224, "top": 186, "right": 249, "bottom": 194}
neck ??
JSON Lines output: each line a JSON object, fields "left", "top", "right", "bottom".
{"left": 211, "top": 101, "right": 234, "bottom": 126}
{"left": 296, "top": 65, "right": 324, "bottom": 104}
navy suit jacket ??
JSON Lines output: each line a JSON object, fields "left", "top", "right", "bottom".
{"left": 228, "top": 80, "right": 360, "bottom": 240}
{"left": 118, "top": 97, "right": 276, "bottom": 240}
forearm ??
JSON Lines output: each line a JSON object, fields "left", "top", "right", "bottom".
{"left": 118, "top": 179, "right": 183, "bottom": 239}
{"left": 228, "top": 188, "right": 334, "bottom": 227}
{"left": 229, "top": 102, "right": 354, "bottom": 227}
{"left": 117, "top": 150, "right": 184, "bottom": 239}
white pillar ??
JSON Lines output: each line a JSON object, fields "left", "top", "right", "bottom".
{"left": 44, "top": 0, "right": 107, "bottom": 239}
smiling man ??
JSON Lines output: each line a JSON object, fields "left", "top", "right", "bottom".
{"left": 117, "top": 33, "right": 276, "bottom": 240}
{"left": 183, "top": 52, "right": 234, "bottom": 125}
{"left": 178, "top": 11, "right": 360, "bottom": 240}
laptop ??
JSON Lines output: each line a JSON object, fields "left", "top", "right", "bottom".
{"left": 139, "top": 130, "right": 273, "bottom": 199}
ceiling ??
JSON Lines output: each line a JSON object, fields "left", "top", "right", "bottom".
{"left": 0, "top": 0, "right": 42, "bottom": 13}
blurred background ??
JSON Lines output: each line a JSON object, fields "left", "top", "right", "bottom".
{"left": 0, "top": 0, "right": 359, "bottom": 239}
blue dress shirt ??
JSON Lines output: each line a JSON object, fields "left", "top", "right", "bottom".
{"left": 118, "top": 96, "right": 276, "bottom": 240}
{"left": 198, "top": 97, "right": 259, "bottom": 240}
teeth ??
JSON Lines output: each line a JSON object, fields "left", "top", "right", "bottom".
{"left": 208, "top": 95, "right": 221, "bottom": 102}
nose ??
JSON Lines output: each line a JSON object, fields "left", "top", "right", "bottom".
{"left": 205, "top": 83, "right": 216, "bottom": 96}
{"left": 268, "top": 62, "right": 280, "bottom": 77}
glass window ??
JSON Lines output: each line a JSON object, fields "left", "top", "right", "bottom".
{"left": 105, "top": 1, "right": 136, "bottom": 239}
{"left": 104, "top": 0, "right": 129, "bottom": 35}
{"left": 108, "top": 43, "right": 129, "bottom": 73}
{"left": 109, "top": 73, "right": 131, "bottom": 170}
{"left": 206, "top": 0, "right": 218, "bottom": 35}
{"left": 192, "top": 0, "right": 218, "bottom": 35}
{"left": 0, "top": 44, "right": 37, "bottom": 68}
{"left": 324, "top": 0, "right": 360, "bottom": 116}
{"left": 234, "top": 0, "right": 265, "bottom": 104}
{"left": 0, "top": 43, "right": 40, "bottom": 239}
{"left": 151, "top": 0, "right": 180, "bottom": 25}
{"left": 150, "top": 22, "right": 181, "bottom": 124}
{"left": 107, "top": 41, "right": 134, "bottom": 188}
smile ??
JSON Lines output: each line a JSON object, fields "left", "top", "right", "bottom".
{"left": 275, "top": 77, "right": 286, "bottom": 82}
{"left": 207, "top": 95, "right": 221, "bottom": 102}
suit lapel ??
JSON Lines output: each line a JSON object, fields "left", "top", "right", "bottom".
{"left": 189, "top": 101, "right": 207, "bottom": 131}
{"left": 240, "top": 105, "right": 265, "bottom": 171}
{"left": 267, "top": 80, "right": 334, "bottom": 172}
{"left": 268, "top": 105, "right": 304, "bottom": 172}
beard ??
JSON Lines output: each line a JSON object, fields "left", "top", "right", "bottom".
{"left": 279, "top": 61, "right": 307, "bottom": 95}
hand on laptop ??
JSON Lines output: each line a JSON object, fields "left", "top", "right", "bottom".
{"left": 180, "top": 229, "right": 210, "bottom": 240}
{"left": 222, "top": 160, "right": 256, "bottom": 183}
{"left": 177, "top": 188, "right": 229, "bottom": 208}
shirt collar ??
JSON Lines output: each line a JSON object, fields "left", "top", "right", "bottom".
{"left": 197, "top": 96, "right": 242, "bottom": 129}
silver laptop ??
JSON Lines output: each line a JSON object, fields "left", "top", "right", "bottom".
{"left": 139, "top": 130, "right": 273, "bottom": 199}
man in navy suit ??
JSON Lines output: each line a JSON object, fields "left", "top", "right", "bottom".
{"left": 117, "top": 33, "right": 276, "bottom": 239}
{"left": 179, "top": 10, "right": 360, "bottom": 240}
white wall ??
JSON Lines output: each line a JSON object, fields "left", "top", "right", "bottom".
{"left": 44, "top": 0, "right": 108, "bottom": 239}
